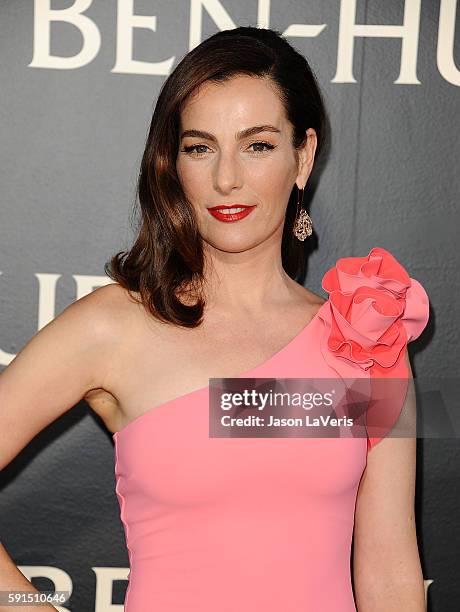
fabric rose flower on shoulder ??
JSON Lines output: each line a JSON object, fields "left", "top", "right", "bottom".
{"left": 317, "top": 247, "right": 430, "bottom": 376}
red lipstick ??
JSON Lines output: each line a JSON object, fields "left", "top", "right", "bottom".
{"left": 207, "top": 204, "right": 256, "bottom": 223}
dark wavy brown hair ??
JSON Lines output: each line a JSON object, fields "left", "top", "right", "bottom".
{"left": 104, "top": 26, "right": 329, "bottom": 328}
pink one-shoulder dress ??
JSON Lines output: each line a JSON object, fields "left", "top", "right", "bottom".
{"left": 113, "top": 247, "right": 430, "bottom": 611}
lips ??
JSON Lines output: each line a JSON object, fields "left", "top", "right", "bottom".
{"left": 207, "top": 204, "right": 257, "bottom": 223}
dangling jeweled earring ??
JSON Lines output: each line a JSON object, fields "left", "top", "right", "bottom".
{"left": 292, "top": 185, "right": 313, "bottom": 241}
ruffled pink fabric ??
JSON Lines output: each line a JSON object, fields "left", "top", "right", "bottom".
{"left": 317, "top": 247, "right": 430, "bottom": 450}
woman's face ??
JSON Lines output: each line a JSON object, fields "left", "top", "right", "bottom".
{"left": 176, "top": 74, "right": 316, "bottom": 252}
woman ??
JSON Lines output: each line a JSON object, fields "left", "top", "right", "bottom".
{"left": 0, "top": 26, "right": 429, "bottom": 611}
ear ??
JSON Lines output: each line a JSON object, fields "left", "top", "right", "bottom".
{"left": 295, "top": 128, "right": 317, "bottom": 189}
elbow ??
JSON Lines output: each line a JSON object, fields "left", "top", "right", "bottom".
{"left": 354, "top": 564, "right": 427, "bottom": 611}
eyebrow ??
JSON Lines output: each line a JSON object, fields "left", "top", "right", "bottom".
{"left": 180, "top": 124, "right": 281, "bottom": 142}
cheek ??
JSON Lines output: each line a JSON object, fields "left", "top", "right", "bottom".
{"left": 176, "top": 163, "right": 205, "bottom": 202}
{"left": 249, "top": 161, "right": 295, "bottom": 208}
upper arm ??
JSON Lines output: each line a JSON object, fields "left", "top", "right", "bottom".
{"left": 0, "top": 284, "right": 121, "bottom": 470}
{"left": 353, "top": 350, "right": 423, "bottom": 600}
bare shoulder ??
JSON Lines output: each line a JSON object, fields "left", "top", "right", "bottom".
{"left": 67, "top": 283, "right": 149, "bottom": 426}
{"left": 291, "top": 280, "right": 327, "bottom": 311}
{"left": 71, "top": 282, "right": 147, "bottom": 375}
{"left": 46, "top": 281, "right": 147, "bottom": 401}
{"left": 308, "top": 288, "right": 328, "bottom": 307}
{"left": 0, "top": 282, "right": 141, "bottom": 468}
{"left": 77, "top": 281, "right": 140, "bottom": 320}
{"left": 65, "top": 282, "right": 147, "bottom": 343}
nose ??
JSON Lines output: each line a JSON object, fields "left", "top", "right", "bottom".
{"left": 213, "top": 149, "right": 244, "bottom": 194}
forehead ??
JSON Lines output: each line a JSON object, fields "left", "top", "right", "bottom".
{"left": 179, "top": 75, "right": 287, "bottom": 129}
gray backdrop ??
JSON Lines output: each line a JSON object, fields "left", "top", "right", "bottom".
{"left": 1, "top": 1, "right": 458, "bottom": 610}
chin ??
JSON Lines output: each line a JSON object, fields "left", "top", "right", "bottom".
{"left": 202, "top": 234, "right": 262, "bottom": 254}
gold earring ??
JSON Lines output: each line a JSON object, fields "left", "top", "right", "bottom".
{"left": 293, "top": 185, "right": 313, "bottom": 241}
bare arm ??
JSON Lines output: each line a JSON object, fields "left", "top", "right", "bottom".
{"left": 353, "top": 350, "right": 425, "bottom": 611}
{"left": 0, "top": 541, "right": 60, "bottom": 611}
{"left": 0, "top": 284, "right": 118, "bottom": 610}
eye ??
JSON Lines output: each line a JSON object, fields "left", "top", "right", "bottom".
{"left": 247, "top": 141, "right": 275, "bottom": 154}
{"left": 180, "top": 141, "right": 276, "bottom": 157}
{"left": 181, "top": 144, "right": 210, "bottom": 157}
